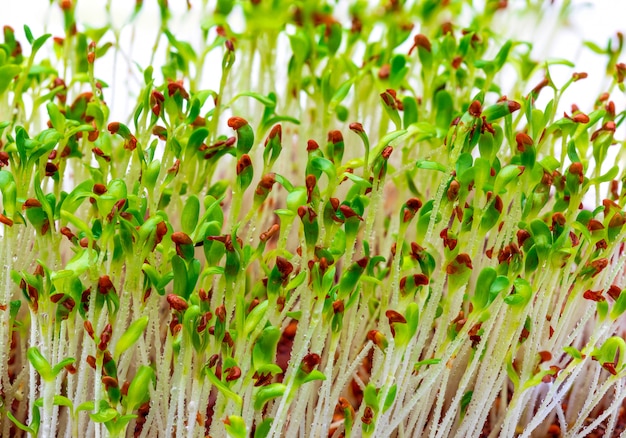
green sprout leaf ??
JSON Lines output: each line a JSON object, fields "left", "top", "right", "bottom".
{"left": 27, "top": 347, "right": 53, "bottom": 381}
{"left": 224, "top": 415, "right": 247, "bottom": 438}
{"left": 254, "top": 383, "right": 286, "bottom": 411}
{"left": 114, "top": 316, "right": 149, "bottom": 360}
{"left": 124, "top": 366, "right": 155, "bottom": 413}
{"left": 0, "top": 65, "right": 21, "bottom": 95}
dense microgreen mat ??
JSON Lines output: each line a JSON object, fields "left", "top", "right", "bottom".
{"left": 1, "top": 1, "right": 626, "bottom": 437}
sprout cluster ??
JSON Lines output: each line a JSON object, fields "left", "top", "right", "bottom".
{"left": 1, "top": 1, "right": 626, "bottom": 437}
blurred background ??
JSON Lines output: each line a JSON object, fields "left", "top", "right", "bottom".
{"left": 2, "top": 1, "right": 624, "bottom": 125}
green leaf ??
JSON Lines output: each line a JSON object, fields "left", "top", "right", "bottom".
{"left": 59, "top": 179, "right": 93, "bottom": 215}
{"left": 311, "top": 157, "right": 337, "bottom": 181}
{"left": 261, "top": 115, "right": 300, "bottom": 130}
{"left": 504, "top": 278, "right": 532, "bottom": 307}
{"left": 337, "top": 259, "right": 366, "bottom": 300}
{"left": 506, "top": 353, "right": 520, "bottom": 388}
{"left": 181, "top": 195, "right": 200, "bottom": 235}
{"left": 6, "top": 411, "right": 34, "bottom": 434}
{"left": 390, "top": 54, "right": 408, "bottom": 88}
{"left": 383, "top": 385, "right": 397, "bottom": 412}
{"left": 403, "top": 96, "right": 418, "bottom": 128}
{"left": 114, "top": 316, "right": 149, "bottom": 359}
{"left": 0, "top": 65, "right": 21, "bottom": 94}
{"left": 9, "top": 300, "right": 21, "bottom": 320}
{"left": 51, "top": 357, "right": 76, "bottom": 377}
{"left": 224, "top": 415, "right": 247, "bottom": 438}
{"left": 490, "top": 276, "right": 510, "bottom": 296}
{"left": 473, "top": 267, "right": 497, "bottom": 311}
{"left": 563, "top": 346, "right": 582, "bottom": 360}
{"left": 435, "top": 90, "right": 453, "bottom": 130}
{"left": 63, "top": 248, "right": 94, "bottom": 276}
{"left": 254, "top": 383, "right": 286, "bottom": 410}
{"left": 24, "top": 25, "right": 34, "bottom": 44}
{"left": 592, "top": 165, "right": 619, "bottom": 184}
{"left": 34, "top": 395, "right": 73, "bottom": 410}
{"left": 524, "top": 246, "right": 539, "bottom": 273}
{"left": 285, "top": 270, "right": 307, "bottom": 290}
{"left": 232, "top": 121, "right": 254, "bottom": 155}
{"left": 27, "top": 347, "right": 53, "bottom": 381}
{"left": 186, "top": 258, "right": 201, "bottom": 297}
{"left": 301, "top": 369, "right": 326, "bottom": 384}
{"left": 460, "top": 391, "right": 473, "bottom": 418}
{"left": 0, "top": 170, "right": 17, "bottom": 216}
{"left": 231, "top": 91, "right": 276, "bottom": 108}
{"left": 494, "top": 40, "right": 512, "bottom": 70}
{"left": 416, "top": 160, "right": 446, "bottom": 172}
{"left": 143, "top": 159, "right": 161, "bottom": 193}
{"left": 380, "top": 89, "right": 402, "bottom": 129}
{"left": 545, "top": 58, "right": 576, "bottom": 67}
{"left": 530, "top": 219, "right": 552, "bottom": 253}
{"left": 172, "top": 255, "right": 188, "bottom": 297}
{"left": 414, "top": 358, "right": 441, "bottom": 370}
{"left": 592, "top": 336, "right": 626, "bottom": 369}
{"left": 483, "top": 100, "right": 520, "bottom": 122}
{"left": 205, "top": 368, "right": 242, "bottom": 406}
{"left": 60, "top": 211, "right": 93, "bottom": 239}
{"left": 216, "top": 0, "right": 234, "bottom": 14}
{"left": 330, "top": 78, "right": 354, "bottom": 109}
{"left": 289, "top": 31, "right": 310, "bottom": 64}
{"left": 244, "top": 300, "right": 268, "bottom": 336}
{"left": 539, "top": 156, "right": 560, "bottom": 172}
{"left": 164, "top": 29, "right": 197, "bottom": 61}
{"left": 611, "top": 289, "right": 626, "bottom": 320}
{"left": 89, "top": 408, "right": 119, "bottom": 423}
{"left": 584, "top": 41, "right": 605, "bottom": 54}
{"left": 76, "top": 401, "right": 95, "bottom": 412}
{"left": 32, "top": 33, "right": 52, "bottom": 53}
{"left": 325, "top": 22, "right": 342, "bottom": 54}
{"left": 125, "top": 366, "right": 155, "bottom": 412}
{"left": 363, "top": 384, "right": 379, "bottom": 411}
{"left": 494, "top": 165, "right": 523, "bottom": 194}
{"left": 286, "top": 188, "right": 307, "bottom": 213}
{"left": 253, "top": 326, "right": 281, "bottom": 369}
{"left": 187, "top": 128, "right": 208, "bottom": 150}
{"left": 254, "top": 418, "right": 274, "bottom": 438}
